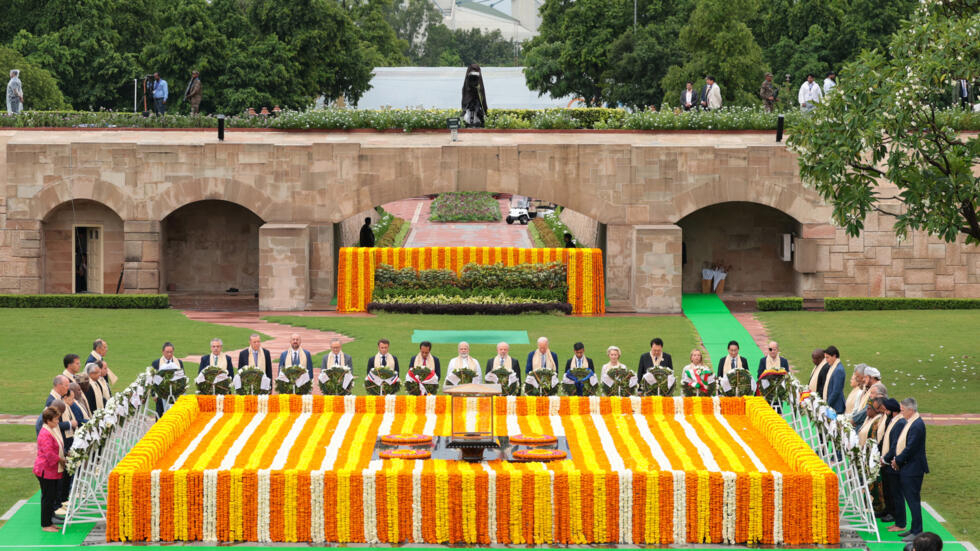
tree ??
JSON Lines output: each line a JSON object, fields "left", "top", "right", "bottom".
{"left": 787, "top": 0, "right": 980, "bottom": 244}
{"left": 523, "top": 0, "right": 631, "bottom": 106}
{"left": 660, "top": 0, "right": 767, "bottom": 106}
{"left": 0, "top": 46, "right": 69, "bottom": 110}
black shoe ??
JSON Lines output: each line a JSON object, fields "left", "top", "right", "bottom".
{"left": 898, "top": 531, "right": 912, "bottom": 537}
{"left": 902, "top": 533, "right": 919, "bottom": 542}
{"left": 881, "top": 515, "right": 895, "bottom": 523}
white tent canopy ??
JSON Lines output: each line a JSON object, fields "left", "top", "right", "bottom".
{"left": 353, "top": 67, "right": 575, "bottom": 110}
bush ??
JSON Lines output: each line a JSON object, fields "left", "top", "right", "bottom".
{"left": 367, "top": 301, "right": 572, "bottom": 315}
{"left": 757, "top": 297, "right": 804, "bottom": 311}
{"left": 429, "top": 191, "right": 501, "bottom": 222}
{"left": 824, "top": 297, "right": 980, "bottom": 311}
{"left": 458, "top": 262, "right": 566, "bottom": 291}
{"left": 418, "top": 269, "right": 458, "bottom": 289}
{"left": 0, "top": 294, "right": 169, "bottom": 308}
{"left": 541, "top": 208, "right": 578, "bottom": 247}
{"left": 376, "top": 217, "right": 408, "bottom": 247}
{"left": 0, "top": 47, "right": 70, "bottom": 111}
{"left": 373, "top": 286, "right": 567, "bottom": 302}
{"left": 531, "top": 219, "right": 562, "bottom": 247}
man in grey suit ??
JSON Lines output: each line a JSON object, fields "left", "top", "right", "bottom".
{"left": 320, "top": 339, "right": 353, "bottom": 373}
{"left": 680, "top": 81, "right": 699, "bottom": 111}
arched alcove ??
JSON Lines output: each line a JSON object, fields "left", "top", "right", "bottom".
{"left": 42, "top": 200, "right": 124, "bottom": 294}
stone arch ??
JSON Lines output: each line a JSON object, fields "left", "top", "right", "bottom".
{"left": 161, "top": 199, "right": 265, "bottom": 296}
{"left": 153, "top": 178, "right": 280, "bottom": 222}
{"left": 42, "top": 199, "right": 125, "bottom": 294}
{"left": 33, "top": 180, "right": 130, "bottom": 222}
{"left": 670, "top": 180, "right": 829, "bottom": 226}
{"left": 677, "top": 201, "right": 803, "bottom": 295}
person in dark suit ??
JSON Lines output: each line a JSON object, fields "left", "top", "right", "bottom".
{"left": 680, "top": 81, "right": 699, "bottom": 111}
{"left": 278, "top": 333, "right": 315, "bottom": 379}
{"left": 637, "top": 337, "right": 673, "bottom": 378}
{"left": 893, "top": 397, "right": 929, "bottom": 541}
{"left": 408, "top": 341, "right": 442, "bottom": 380}
{"left": 320, "top": 339, "right": 353, "bottom": 371}
{"left": 199, "top": 338, "right": 235, "bottom": 378}
{"left": 757, "top": 340, "right": 790, "bottom": 378}
{"left": 876, "top": 398, "right": 901, "bottom": 523}
{"left": 525, "top": 336, "right": 559, "bottom": 375}
{"left": 716, "top": 340, "right": 749, "bottom": 378}
{"left": 563, "top": 342, "right": 596, "bottom": 395}
{"left": 151, "top": 342, "right": 185, "bottom": 417}
{"left": 359, "top": 217, "right": 375, "bottom": 247}
{"left": 822, "top": 345, "right": 847, "bottom": 414}
{"left": 82, "top": 363, "right": 105, "bottom": 412}
{"left": 86, "top": 338, "right": 117, "bottom": 394}
{"left": 238, "top": 334, "right": 273, "bottom": 380}
{"left": 485, "top": 341, "right": 520, "bottom": 375}
{"left": 367, "top": 338, "right": 400, "bottom": 376}
{"left": 881, "top": 398, "right": 908, "bottom": 534}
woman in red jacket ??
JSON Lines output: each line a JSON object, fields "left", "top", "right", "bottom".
{"left": 34, "top": 406, "right": 65, "bottom": 531}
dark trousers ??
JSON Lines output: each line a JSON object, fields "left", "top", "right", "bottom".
{"left": 901, "top": 474, "right": 924, "bottom": 534}
{"left": 885, "top": 471, "right": 906, "bottom": 527}
{"left": 59, "top": 472, "right": 73, "bottom": 504}
{"left": 880, "top": 472, "right": 895, "bottom": 517}
{"left": 153, "top": 98, "right": 166, "bottom": 115}
{"left": 37, "top": 475, "right": 60, "bottom": 527}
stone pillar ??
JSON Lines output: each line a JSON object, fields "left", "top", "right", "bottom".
{"left": 604, "top": 223, "right": 635, "bottom": 312}
{"left": 633, "top": 225, "right": 683, "bottom": 313}
{"left": 123, "top": 220, "right": 161, "bottom": 293}
{"left": 258, "top": 223, "right": 310, "bottom": 311}
{"left": 309, "top": 223, "right": 335, "bottom": 307}
{"left": 0, "top": 214, "right": 42, "bottom": 294}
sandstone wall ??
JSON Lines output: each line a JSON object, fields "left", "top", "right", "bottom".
{"left": 339, "top": 208, "right": 378, "bottom": 247}
{"left": 558, "top": 207, "right": 599, "bottom": 248}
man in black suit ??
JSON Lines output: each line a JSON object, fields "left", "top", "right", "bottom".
{"left": 757, "top": 340, "right": 789, "bottom": 378}
{"left": 680, "top": 81, "right": 699, "bottom": 111}
{"left": 637, "top": 337, "right": 673, "bottom": 378}
{"left": 366, "top": 338, "right": 399, "bottom": 376}
{"left": 485, "top": 342, "right": 520, "bottom": 374}
{"left": 199, "top": 338, "right": 235, "bottom": 378}
{"left": 321, "top": 339, "right": 353, "bottom": 371}
{"left": 238, "top": 334, "right": 273, "bottom": 379}
{"left": 892, "top": 397, "right": 929, "bottom": 541}
{"left": 151, "top": 342, "right": 185, "bottom": 416}
{"left": 86, "top": 338, "right": 117, "bottom": 390}
{"left": 881, "top": 398, "right": 907, "bottom": 534}
{"left": 716, "top": 340, "right": 749, "bottom": 378}
{"left": 408, "top": 341, "right": 442, "bottom": 380}
{"left": 563, "top": 342, "right": 596, "bottom": 395}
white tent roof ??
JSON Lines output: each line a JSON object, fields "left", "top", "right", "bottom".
{"left": 355, "top": 67, "right": 574, "bottom": 110}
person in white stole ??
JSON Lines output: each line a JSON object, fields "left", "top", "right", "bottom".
{"left": 278, "top": 333, "right": 314, "bottom": 387}
{"left": 844, "top": 364, "right": 868, "bottom": 415}
{"left": 524, "top": 336, "right": 559, "bottom": 390}
{"left": 445, "top": 342, "right": 482, "bottom": 388}
{"left": 600, "top": 345, "right": 636, "bottom": 391}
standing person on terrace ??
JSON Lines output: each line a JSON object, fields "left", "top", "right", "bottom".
{"left": 151, "top": 72, "right": 168, "bottom": 115}
{"left": 6, "top": 69, "right": 23, "bottom": 114}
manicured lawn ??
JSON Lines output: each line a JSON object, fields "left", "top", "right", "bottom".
{"left": 0, "top": 469, "right": 36, "bottom": 529}
{"left": 756, "top": 311, "right": 980, "bottom": 414}
{"left": 0, "top": 309, "right": 265, "bottom": 415}
{"left": 266, "top": 313, "right": 700, "bottom": 393}
{"left": 921, "top": 425, "right": 980, "bottom": 546}
{"left": 0, "top": 425, "right": 38, "bottom": 442}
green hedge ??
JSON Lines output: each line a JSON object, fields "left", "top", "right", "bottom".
{"left": 824, "top": 297, "right": 980, "bottom": 311}
{"left": 6, "top": 107, "right": 977, "bottom": 131}
{"left": 0, "top": 294, "right": 169, "bottom": 308}
{"left": 373, "top": 286, "right": 567, "bottom": 302}
{"left": 374, "top": 262, "right": 568, "bottom": 294}
{"left": 757, "top": 297, "right": 804, "bottom": 311}
{"left": 376, "top": 217, "right": 408, "bottom": 247}
{"left": 531, "top": 219, "right": 562, "bottom": 247}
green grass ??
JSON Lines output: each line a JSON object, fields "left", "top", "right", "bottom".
{"left": 756, "top": 311, "right": 980, "bottom": 414}
{"left": 921, "top": 425, "right": 980, "bottom": 546}
{"left": 265, "top": 312, "right": 700, "bottom": 393}
{"left": 0, "top": 309, "right": 266, "bottom": 415}
{"left": 0, "top": 425, "right": 38, "bottom": 442}
{"left": 0, "top": 469, "right": 36, "bottom": 529}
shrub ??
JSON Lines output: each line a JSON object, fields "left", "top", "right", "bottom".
{"left": 541, "top": 207, "right": 578, "bottom": 247}
{"left": 824, "top": 297, "right": 980, "bottom": 311}
{"left": 373, "top": 286, "right": 567, "bottom": 302}
{"left": 757, "top": 297, "right": 804, "bottom": 311}
{"left": 418, "top": 269, "right": 458, "bottom": 288}
{"left": 374, "top": 265, "right": 420, "bottom": 288}
{"left": 376, "top": 218, "right": 408, "bottom": 247}
{"left": 531, "top": 219, "right": 562, "bottom": 247}
{"left": 457, "top": 262, "right": 566, "bottom": 291}
{"left": 0, "top": 294, "right": 169, "bottom": 308}
{"left": 429, "top": 191, "right": 501, "bottom": 222}
{"left": 367, "top": 301, "right": 572, "bottom": 315}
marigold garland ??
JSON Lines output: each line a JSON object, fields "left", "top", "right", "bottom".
{"left": 108, "top": 395, "right": 838, "bottom": 545}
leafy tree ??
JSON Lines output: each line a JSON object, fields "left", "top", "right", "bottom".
{"left": 0, "top": 46, "right": 69, "bottom": 110}
{"left": 660, "top": 0, "right": 767, "bottom": 106}
{"left": 453, "top": 29, "right": 518, "bottom": 67}
{"left": 787, "top": 0, "right": 980, "bottom": 244}
{"left": 384, "top": 0, "right": 445, "bottom": 62}
{"left": 523, "top": 0, "right": 630, "bottom": 106}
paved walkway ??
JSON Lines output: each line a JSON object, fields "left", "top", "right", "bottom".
{"left": 383, "top": 197, "right": 533, "bottom": 248}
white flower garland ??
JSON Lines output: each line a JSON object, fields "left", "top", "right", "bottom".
{"left": 216, "top": 394, "right": 224, "bottom": 414}
{"left": 619, "top": 470, "right": 633, "bottom": 544}
{"left": 310, "top": 470, "right": 325, "bottom": 543}
{"left": 270, "top": 412, "right": 311, "bottom": 470}
{"left": 217, "top": 411, "right": 266, "bottom": 470}
{"left": 319, "top": 411, "right": 354, "bottom": 470}
{"left": 363, "top": 468, "right": 378, "bottom": 543}
{"left": 630, "top": 395, "right": 642, "bottom": 414}
{"left": 631, "top": 411, "right": 673, "bottom": 470}
{"left": 257, "top": 394, "right": 269, "bottom": 414}
{"left": 589, "top": 395, "right": 601, "bottom": 414}
{"left": 505, "top": 396, "right": 521, "bottom": 436}
{"left": 713, "top": 410, "right": 768, "bottom": 472}
{"left": 301, "top": 393, "right": 313, "bottom": 413}
{"left": 169, "top": 409, "right": 225, "bottom": 470}
{"left": 673, "top": 403, "right": 721, "bottom": 471}
{"left": 150, "top": 469, "right": 160, "bottom": 542}
{"left": 465, "top": 397, "right": 478, "bottom": 432}
{"left": 412, "top": 462, "right": 424, "bottom": 543}
{"left": 425, "top": 394, "right": 437, "bottom": 415}
{"left": 343, "top": 394, "right": 356, "bottom": 413}
{"left": 672, "top": 470, "right": 686, "bottom": 544}
{"left": 721, "top": 471, "right": 737, "bottom": 543}
{"left": 773, "top": 471, "right": 784, "bottom": 544}
{"left": 483, "top": 463, "right": 497, "bottom": 543}
{"left": 257, "top": 469, "right": 271, "bottom": 543}
{"left": 203, "top": 469, "right": 218, "bottom": 542}
{"left": 548, "top": 395, "right": 561, "bottom": 416}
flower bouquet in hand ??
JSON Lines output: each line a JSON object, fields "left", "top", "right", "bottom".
{"left": 365, "top": 366, "right": 400, "bottom": 395}
{"left": 152, "top": 365, "right": 187, "bottom": 403}
{"left": 275, "top": 365, "right": 313, "bottom": 395}
{"left": 234, "top": 366, "right": 271, "bottom": 395}
{"left": 525, "top": 368, "right": 559, "bottom": 396}
{"left": 639, "top": 366, "right": 675, "bottom": 397}
{"left": 681, "top": 366, "right": 716, "bottom": 397}
{"left": 562, "top": 367, "right": 598, "bottom": 396}
{"left": 601, "top": 366, "right": 637, "bottom": 397}
{"left": 195, "top": 366, "right": 231, "bottom": 395}
{"left": 486, "top": 367, "right": 521, "bottom": 395}
{"left": 405, "top": 366, "right": 439, "bottom": 395}
{"left": 318, "top": 366, "right": 354, "bottom": 395}
{"left": 720, "top": 369, "right": 756, "bottom": 397}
